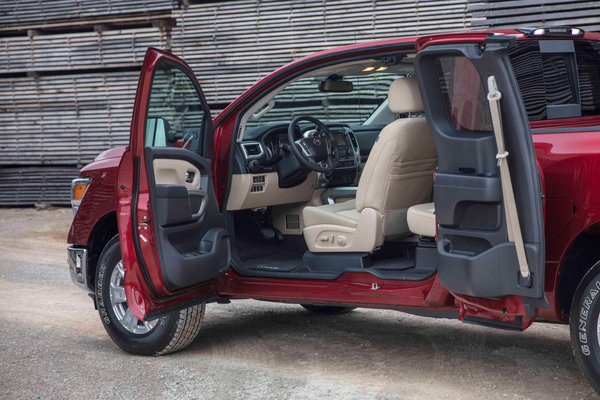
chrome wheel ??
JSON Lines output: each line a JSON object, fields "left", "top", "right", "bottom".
{"left": 109, "top": 260, "right": 158, "bottom": 334}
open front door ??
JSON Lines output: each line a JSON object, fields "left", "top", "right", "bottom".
{"left": 117, "top": 48, "right": 230, "bottom": 321}
{"left": 415, "top": 36, "right": 547, "bottom": 316}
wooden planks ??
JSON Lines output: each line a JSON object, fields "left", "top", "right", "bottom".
{"left": 469, "top": 0, "right": 600, "bottom": 31}
{"left": 0, "top": 72, "right": 138, "bottom": 166}
{"left": 0, "top": 0, "right": 176, "bottom": 27}
{"left": 0, "top": 166, "right": 79, "bottom": 205}
{"left": 0, "top": 27, "right": 170, "bottom": 74}
{"left": 171, "top": 0, "right": 472, "bottom": 107}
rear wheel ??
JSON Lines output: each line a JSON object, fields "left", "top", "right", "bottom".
{"left": 570, "top": 260, "right": 600, "bottom": 393}
{"left": 96, "top": 235, "right": 204, "bottom": 355}
{"left": 301, "top": 304, "right": 356, "bottom": 314}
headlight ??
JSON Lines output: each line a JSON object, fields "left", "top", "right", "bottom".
{"left": 71, "top": 177, "right": 91, "bottom": 215}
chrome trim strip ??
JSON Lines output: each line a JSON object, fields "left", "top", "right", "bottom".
{"left": 68, "top": 246, "right": 88, "bottom": 290}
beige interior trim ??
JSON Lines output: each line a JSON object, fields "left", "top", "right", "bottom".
{"left": 407, "top": 202, "right": 436, "bottom": 237}
{"left": 271, "top": 188, "right": 324, "bottom": 235}
{"left": 152, "top": 158, "right": 201, "bottom": 189}
{"left": 303, "top": 200, "right": 359, "bottom": 229}
{"left": 388, "top": 77, "right": 424, "bottom": 114}
{"left": 487, "top": 75, "right": 530, "bottom": 279}
{"left": 226, "top": 172, "right": 317, "bottom": 211}
{"left": 303, "top": 207, "right": 384, "bottom": 252}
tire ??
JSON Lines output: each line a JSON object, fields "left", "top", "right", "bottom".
{"left": 300, "top": 304, "right": 356, "bottom": 314}
{"left": 570, "top": 260, "right": 600, "bottom": 393}
{"left": 95, "top": 235, "right": 205, "bottom": 356}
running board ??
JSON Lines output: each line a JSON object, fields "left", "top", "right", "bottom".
{"left": 463, "top": 315, "right": 524, "bottom": 331}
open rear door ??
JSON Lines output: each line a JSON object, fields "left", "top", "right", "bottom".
{"left": 415, "top": 35, "right": 547, "bottom": 318}
{"left": 117, "top": 48, "right": 230, "bottom": 321}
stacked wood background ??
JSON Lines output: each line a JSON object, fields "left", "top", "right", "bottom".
{"left": 469, "top": 0, "right": 600, "bottom": 32}
{"left": 0, "top": 0, "right": 598, "bottom": 205}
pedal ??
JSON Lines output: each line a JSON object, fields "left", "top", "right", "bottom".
{"left": 260, "top": 227, "right": 283, "bottom": 241}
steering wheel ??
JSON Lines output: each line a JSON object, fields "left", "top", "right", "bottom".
{"left": 287, "top": 116, "right": 339, "bottom": 174}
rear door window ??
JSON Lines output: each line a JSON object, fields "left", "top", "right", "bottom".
{"left": 436, "top": 56, "right": 492, "bottom": 132}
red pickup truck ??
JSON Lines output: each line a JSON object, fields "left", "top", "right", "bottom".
{"left": 68, "top": 27, "right": 600, "bottom": 392}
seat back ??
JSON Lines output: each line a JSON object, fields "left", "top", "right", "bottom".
{"left": 355, "top": 77, "right": 437, "bottom": 238}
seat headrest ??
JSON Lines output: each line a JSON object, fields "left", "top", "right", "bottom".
{"left": 388, "top": 77, "right": 424, "bottom": 114}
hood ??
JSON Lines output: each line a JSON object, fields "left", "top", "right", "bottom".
{"left": 95, "top": 146, "right": 127, "bottom": 161}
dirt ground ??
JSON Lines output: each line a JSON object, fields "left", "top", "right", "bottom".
{"left": 0, "top": 207, "right": 597, "bottom": 399}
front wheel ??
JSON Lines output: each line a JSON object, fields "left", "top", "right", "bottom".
{"left": 95, "top": 235, "right": 204, "bottom": 356}
{"left": 570, "top": 260, "right": 600, "bottom": 393}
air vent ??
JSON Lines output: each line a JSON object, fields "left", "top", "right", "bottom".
{"left": 250, "top": 185, "right": 264, "bottom": 193}
{"left": 286, "top": 214, "right": 300, "bottom": 230}
{"left": 241, "top": 142, "right": 264, "bottom": 159}
{"left": 253, "top": 175, "right": 265, "bottom": 184}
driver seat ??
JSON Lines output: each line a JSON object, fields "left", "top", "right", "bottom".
{"left": 302, "top": 77, "right": 437, "bottom": 252}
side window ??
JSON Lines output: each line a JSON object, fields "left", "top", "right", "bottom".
{"left": 508, "top": 40, "right": 600, "bottom": 122}
{"left": 145, "top": 60, "right": 205, "bottom": 154}
{"left": 436, "top": 56, "right": 492, "bottom": 132}
{"left": 509, "top": 41, "right": 580, "bottom": 121}
{"left": 575, "top": 41, "right": 600, "bottom": 116}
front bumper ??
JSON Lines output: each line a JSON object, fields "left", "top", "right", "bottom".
{"left": 68, "top": 246, "right": 88, "bottom": 290}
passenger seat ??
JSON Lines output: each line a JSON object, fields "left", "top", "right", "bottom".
{"left": 407, "top": 202, "right": 436, "bottom": 237}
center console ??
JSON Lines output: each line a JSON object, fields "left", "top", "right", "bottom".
{"left": 322, "top": 125, "right": 361, "bottom": 187}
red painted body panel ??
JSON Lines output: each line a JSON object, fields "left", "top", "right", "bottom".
{"left": 69, "top": 29, "right": 600, "bottom": 325}
{"left": 533, "top": 130, "right": 600, "bottom": 320}
{"left": 67, "top": 146, "right": 125, "bottom": 245}
{"left": 217, "top": 270, "right": 440, "bottom": 308}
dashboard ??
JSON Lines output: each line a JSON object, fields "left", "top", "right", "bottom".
{"left": 237, "top": 122, "right": 361, "bottom": 189}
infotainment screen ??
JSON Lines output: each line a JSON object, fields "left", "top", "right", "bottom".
{"left": 334, "top": 132, "right": 346, "bottom": 145}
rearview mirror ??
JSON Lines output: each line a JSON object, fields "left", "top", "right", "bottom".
{"left": 319, "top": 79, "right": 353, "bottom": 93}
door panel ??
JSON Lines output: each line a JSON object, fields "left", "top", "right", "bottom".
{"left": 415, "top": 38, "right": 546, "bottom": 303}
{"left": 117, "top": 48, "right": 230, "bottom": 320}
{"left": 145, "top": 147, "right": 230, "bottom": 291}
{"left": 152, "top": 158, "right": 202, "bottom": 189}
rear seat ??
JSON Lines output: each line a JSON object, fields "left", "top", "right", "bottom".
{"left": 407, "top": 202, "right": 436, "bottom": 237}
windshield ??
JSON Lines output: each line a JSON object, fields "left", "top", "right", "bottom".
{"left": 244, "top": 58, "right": 413, "bottom": 130}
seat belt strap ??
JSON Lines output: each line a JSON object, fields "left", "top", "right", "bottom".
{"left": 486, "top": 76, "right": 530, "bottom": 279}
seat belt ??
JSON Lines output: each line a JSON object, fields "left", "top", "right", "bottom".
{"left": 486, "top": 76, "right": 530, "bottom": 280}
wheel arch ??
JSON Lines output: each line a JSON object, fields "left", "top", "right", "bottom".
{"left": 85, "top": 210, "right": 118, "bottom": 291}
{"left": 557, "top": 221, "right": 600, "bottom": 319}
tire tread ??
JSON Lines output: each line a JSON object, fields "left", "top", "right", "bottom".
{"left": 156, "top": 304, "right": 205, "bottom": 355}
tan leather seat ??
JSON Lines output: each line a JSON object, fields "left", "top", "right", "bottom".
{"left": 303, "top": 77, "right": 437, "bottom": 252}
{"left": 407, "top": 202, "right": 436, "bottom": 237}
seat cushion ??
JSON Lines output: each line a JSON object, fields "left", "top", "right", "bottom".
{"left": 407, "top": 202, "right": 436, "bottom": 237}
{"left": 303, "top": 199, "right": 359, "bottom": 229}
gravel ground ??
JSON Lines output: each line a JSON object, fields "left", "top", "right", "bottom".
{"left": 0, "top": 207, "right": 597, "bottom": 399}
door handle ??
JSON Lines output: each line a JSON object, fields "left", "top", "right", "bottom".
{"left": 188, "top": 189, "right": 206, "bottom": 219}
{"left": 185, "top": 170, "right": 195, "bottom": 183}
